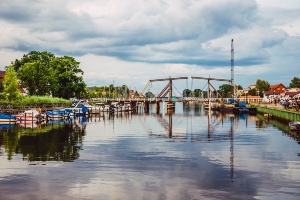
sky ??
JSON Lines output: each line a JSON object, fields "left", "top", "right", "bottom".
{"left": 0, "top": 0, "right": 300, "bottom": 94}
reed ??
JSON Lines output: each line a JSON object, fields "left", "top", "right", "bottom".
{"left": 0, "top": 96, "right": 72, "bottom": 107}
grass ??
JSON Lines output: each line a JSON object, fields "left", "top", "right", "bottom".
{"left": 0, "top": 96, "right": 72, "bottom": 107}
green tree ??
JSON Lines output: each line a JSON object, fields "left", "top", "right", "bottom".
{"left": 289, "top": 77, "right": 300, "bottom": 88}
{"left": 145, "top": 91, "right": 155, "bottom": 98}
{"left": 10, "top": 51, "right": 86, "bottom": 99}
{"left": 2, "top": 65, "right": 21, "bottom": 100}
{"left": 219, "top": 84, "right": 232, "bottom": 98}
{"left": 18, "top": 61, "right": 51, "bottom": 96}
{"left": 236, "top": 85, "right": 243, "bottom": 90}
{"left": 256, "top": 79, "right": 270, "bottom": 97}
{"left": 12, "top": 51, "right": 55, "bottom": 73}
{"left": 183, "top": 89, "right": 192, "bottom": 97}
{"left": 248, "top": 88, "right": 257, "bottom": 96}
{"left": 50, "top": 56, "right": 86, "bottom": 99}
{"left": 0, "top": 81, "right": 4, "bottom": 93}
{"left": 193, "top": 89, "right": 202, "bottom": 97}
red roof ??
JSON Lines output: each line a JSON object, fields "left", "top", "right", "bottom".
{"left": 285, "top": 91, "right": 299, "bottom": 97}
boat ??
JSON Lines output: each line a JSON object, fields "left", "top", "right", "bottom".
{"left": 46, "top": 109, "right": 68, "bottom": 119}
{"left": 14, "top": 109, "right": 45, "bottom": 122}
{"left": 0, "top": 123, "right": 16, "bottom": 129}
{"left": 0, "top": 113, "right": 18, "bottom": 123}
{"left": 64, "top": 105, "right": 89, "bottom": 117}
{"left": 288, "top": 121, "right": 300, "bottom": 131}
{"left": 94, "top": 103, "right": 110, "bottom": 112}
{"left": 264, "top": 113, "right": 272, "bottom": 119}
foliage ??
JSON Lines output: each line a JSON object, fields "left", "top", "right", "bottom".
{"left": 85, "top": 85, "right": 131, "bottom": 98}
{"left": 236, "top": 85, "right": 243, "bottom": 90}
{"left": 248, "top": 88, "right": 257, "bottom": 96}
{"left": 50, "top": 56, "right": 86, "bottom": 99}
{"left": 10, "top": 51, "right": 86, "bottom": 99}
{"left": 289, "top": 77, "right": 300, "bottom": 88}
{"left": 218, "top": 84, "right": 231, "bottom": 98}
{"left": 193, "top": 89, "right": 202, "bottom": 97}
{"left": 18, "top": 61, "right": 51, "bottom": 96}
{"left": 183, "top": 89, "right": 192, "bottom": 97}
{"left": 145, "top": 91, "right": 155, "bottom": 98}
{"left": 0, "top": 96, "right": 71, "bottom": 107}
{"left": 11, "top": 51, "right": 55, "bottom": 73}
{"left": 255, "top": 79, "right": 270, "bottom": 97}
{"left": 0, "top": 81, "right": 4, "bottom": 93}
{"left": 2, "top": 65, "right": 21, "bottom": 100}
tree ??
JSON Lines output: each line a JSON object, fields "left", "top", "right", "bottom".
{"left": 236, "top": 85, "right": 243, "bottom": 90}
{"left": 12, "top": 51, "right": 55, "bottom": 73}
{"left": 50, "top": 56, "right": 86, "bottom": 99}
{"left": 183, "top": 89, "right": 192, "bottom": 97}
{"left": 193, "top": 89, "right": 202, "bottom": 97}
{"left": 10, "top": 51, "right": 86, "bottom": 99}
{"left": 145, "top": 91, "right": 155, "bottom": 98}
{"left": 219, "top": 84, "right": 232, "bottom": 98}
{"left": 2, "top": 65, "right": 21, "bottom": 100}
{"left": 256, "top": 79, "right": 270, "bottom": 97}
{"left": 18, "top": 61, "right": 51, "bottom": 96}
{"left": 248, "top": 88, "right": 257, "bottom": 96}
{"left": 289, "top": 77, "right": 300, "bottom": 88}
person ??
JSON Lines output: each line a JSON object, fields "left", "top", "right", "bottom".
{"left": 286, "top": 100, "right": 290, "bottom": 109}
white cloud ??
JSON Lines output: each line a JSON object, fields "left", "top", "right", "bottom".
{"left": 0, "top": 0, "right": 299, "bottom": 90}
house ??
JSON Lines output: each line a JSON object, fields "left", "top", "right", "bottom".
{"left": 129, "top": 90, "right": 139, "bottom": 98}
{"left": 0, "top": 70, "right": 5, "bottom": 82}
{"left": 284, "top": 91, "right": 300, "bottom": 99}
{"left": 242, "top": 84, "right": 256, "bottom": 95}
{"left": 269, "top": 83, "right": 287, "bottom": 96}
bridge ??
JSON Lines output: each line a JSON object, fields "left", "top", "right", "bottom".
{"left": 89, "top": 75, "right": 261, "bottom": 112}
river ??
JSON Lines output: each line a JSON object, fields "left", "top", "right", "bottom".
{"left": 0, "top": 102, "right": 299, "bottom": 200}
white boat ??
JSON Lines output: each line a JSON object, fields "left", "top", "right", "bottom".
{"left": 13, "top": 110, "right": 44, "bottom": 122}
{"left": 288, "top": 121, "right": 300, "bottom": 131}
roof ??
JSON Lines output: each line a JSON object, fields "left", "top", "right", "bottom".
{"left": 285, "top": 91, "right": 300, "bottom": 97}
{"left": 270, "top": 83, "right": 286, "bottom": 90}
{"left": 87, "top": 87, "right": 95, "bottom": 91}
{"left": 0, "top": 70, "right": 5, "bottom": 78}
{"left": 264, "top": 91, "right": 273, "bottom": 96}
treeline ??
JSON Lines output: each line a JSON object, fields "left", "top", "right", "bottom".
{"left": 182, "top": 78, "right": 300, "bottom": 98}
{"left": 2, "top": 51, "right": 86, "bottom": 100}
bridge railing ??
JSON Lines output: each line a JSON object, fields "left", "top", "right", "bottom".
{"left": 90, "top": 97, "right": 266, "bottom": 103}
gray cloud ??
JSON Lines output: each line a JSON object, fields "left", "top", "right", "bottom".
{"left": 0, "top": 0, "right": 299, "bottom": 88}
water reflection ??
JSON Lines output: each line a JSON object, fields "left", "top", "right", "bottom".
{"left": 0, "top": 117, "right": 87, "bottom": 161}
{"left": 0, "top": 102, "right": 299, "bottom": 200}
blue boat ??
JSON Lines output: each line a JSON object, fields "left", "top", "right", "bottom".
{"left": 65, "top": 105, "right": 89, "bottom": 117}
{"left": 0, "top": 113, "right": 17, "bottom": 123}
{"left": 46, "top": 109, "right": 67, "bottom": 119}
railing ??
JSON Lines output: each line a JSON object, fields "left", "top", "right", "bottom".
{"left": 90, "top": 97, "right": 266, "bottom": 103}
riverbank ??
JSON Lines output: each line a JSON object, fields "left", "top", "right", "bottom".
{"left": 252, "top": 102, "right": 300, "bottom": 121}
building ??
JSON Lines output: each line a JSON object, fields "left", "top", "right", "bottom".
{"left": 269, "top": 83, "right": 287, "bottom": 96}
{"left": 242, "top": 84, "right": 256, "bottom": 95}
{"left": 129, "top": 90, "right": 139, "bottom": 98}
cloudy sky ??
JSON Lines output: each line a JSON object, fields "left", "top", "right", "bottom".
{"left": 0, "top": 0, "right": 299, "bottom": 93}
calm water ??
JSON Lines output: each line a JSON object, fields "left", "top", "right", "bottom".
{"left": 0, "top": 102, "right": 299, "bottom": 200}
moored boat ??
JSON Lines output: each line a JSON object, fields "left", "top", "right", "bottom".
{"left": 288, "top": 121, "right": 300, "bottom": 131}
{"left": 14, "top": 109, "right": 44, "bottom": 121}
{"left": 0, "top": 113, "right": 18, "bottom": 123}
{"left": 46, "top": 109, "right": 68, "bottom": 119}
